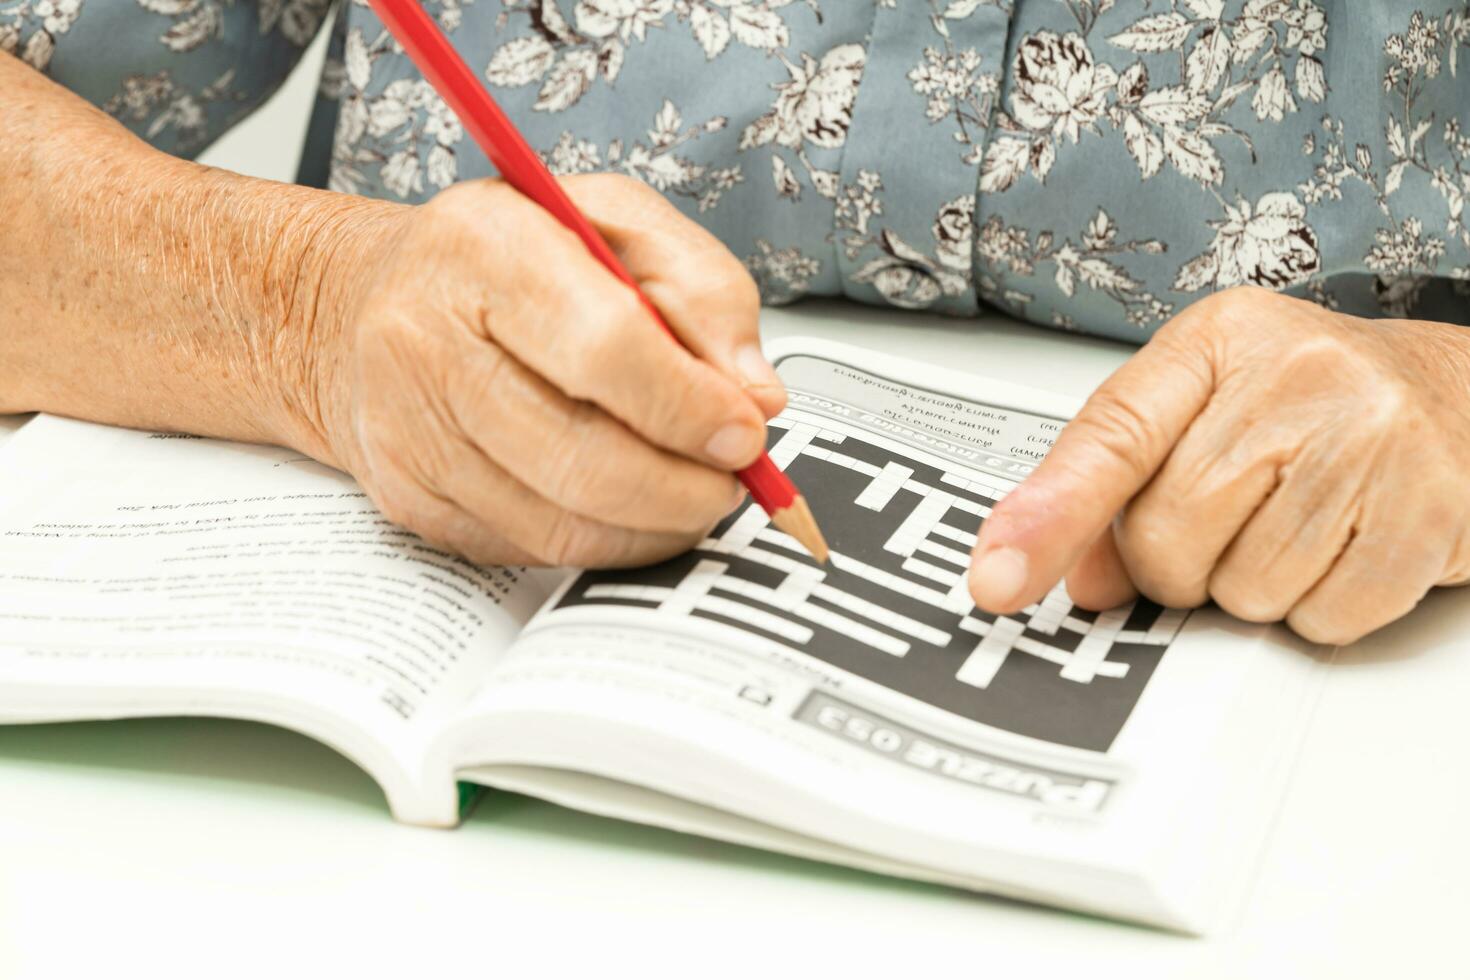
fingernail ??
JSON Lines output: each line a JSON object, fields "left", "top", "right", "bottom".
{"left": 706, "top": 423, "right": 761, "bottom": 468}
{"left": 735, "top": 344, "right": 783, "bottom": 391}
{"left": 970, "top": 547, "right": 1030, "bottom": 610}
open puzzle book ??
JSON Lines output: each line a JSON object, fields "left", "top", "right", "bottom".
{"left": 0, "top": 338, "right": 1325, "bottom": 933}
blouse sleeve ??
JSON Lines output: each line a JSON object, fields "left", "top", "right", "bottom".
{"left": 2, "top": 0, "right": 334, "bottom": 158}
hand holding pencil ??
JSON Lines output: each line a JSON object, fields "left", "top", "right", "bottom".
{"left": 352, "top": 0, "right": 829, "bottom": 563}
{"left": 293, "top": 169, "right": 793, "bottom": 567}
{"left": 266, "top": 1, "right": 830, "bottom": 570}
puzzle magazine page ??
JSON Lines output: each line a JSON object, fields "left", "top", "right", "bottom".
{"left": 446, "top": 338, "right": 1328, "bottom": 933}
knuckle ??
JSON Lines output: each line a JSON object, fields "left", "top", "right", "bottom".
{"left": 1070, "top": 391, "right": 1169, "bottom": 486}
{"left": 561, "top": 465, "right": 636, "bottom": 522}
{"left": 1115, "top": 515, "right": 1204, "bottom": 607}
{"left": 646, "top": 367, "right": 711, "bottom": 447}
{"left": 447, "top": 344, "right": 510, "bottom": 417}
{"left": 432, "top": 176, "right": 513, "bottom": 210}
{"left": 531, "top": 511, "right": 580, "bottom": 566}
{"left": 419, "top": 185, "right": 465, "bottom": 221}
{"left": 1274, "top": 335, "right": 1411, "bottom": 430}
{"left": 411, "top": 437, "right": 461, "bottom": 491}
{"left": 575, "top": 171, "right": 653, "bottom": 198}
{"left": 708, "top": 262, "right": 762, "bottom": 319}
{"left": 373, "top": 490, "right": 414, "bottom": 531}
{"left": 371, "top": 482, "right": 433, "bottom": 540}
{"left": 461, "top": 541, "right": 526, "bottom": 567}
{"left": 428, "top": 519, "right": 525, "bottom": 567}
{"left": 1357, "top": 392, "right": 1418, "bottom": 449}
{"left": 1359, "top": 377, "right": 1413, "bottom": 434}
{"left": 359, "top": 424, "right": 457, "bottom": 519}
{"left": 611, "top": 530, "right": 704, "bottom": 569}
{"left": 1136, "top": 582, "right": 1205, "bottom": 612}
{"left": 1162, "top": 285, "right": 1279, "bottom": 349}
{"left": 592, "top": 339, "right": 711, "bottom": 454}
{"left": 1286, "top": 606, "right": 1362, "bottom": 646}
{"left": 1210, "top": 283, "right": 1276, "bottom": 312}
{"left": 540, "top": 403, "right": 604, "bottom": 506}
{"left": 677, "top": 472, "right": 742, "bottom": 529}
{"left": 1209, "top": 569, "right": 1290, "bottom": 623}
{"left": 614, "top": 173, "right": 666, "bottom": 207}
{"left": 538, "top": 409, "right": 717, "bottom": 534}
{"left": 561, "top": 290, "right": 644, "bottom": 398}
{"left": 583, "top": 449, "right": 727, "bottom": 532}
{"left": 981, "top": 487, "right": 1040, "bottom": 540}
{"left": 1277, "top": 331, "right": 1354, "bottom": 376}
{"left": 419, "top": 179, "right": 504, "bottom": 233}
{"left": 418, "top": 183, "right": 470, "bottom": 221}
{"left": 982, "top": 481, "right": 1056, "bottom": 537}
{"left": 364, "top": 386, "right": 459, "bottom": 489}
{"left": 1191, "top": 285, "right": 1274, "bottom": 325}
{"left": 555, "top": 455, "right": 649, "bottom": 525}
{"left": 601, "top": 285, "right": 650, "bottom": 341}
{"left": 535, "top": 511, "right": 612, "bottom": 567}
{"left": 412, "top": 516, "right": 478, "bottom": 562}
{"left": 1130, "top": 567, "right": 1203, "bottom": 610}
{"left": 359, "top": 308, "right": 428, "bottom": 363}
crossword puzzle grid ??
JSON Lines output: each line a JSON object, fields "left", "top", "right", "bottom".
{"left": 558, "top": 418, "right": 1188, "bottom": 752}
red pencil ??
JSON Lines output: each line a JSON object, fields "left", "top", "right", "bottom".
{"left": 364, "top": 0, "right": 828, "bottom": 562}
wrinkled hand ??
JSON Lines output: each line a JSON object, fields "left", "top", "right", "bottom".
{"left": 305, "top": 174, "right": 785, "bottom": 568}
{"left": 968, "top": 286, "right": 1470, "bottom": 645}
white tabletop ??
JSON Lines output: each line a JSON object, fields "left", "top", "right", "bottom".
{"left": 1, "top": 303, "right": 1466, "bottom": 979}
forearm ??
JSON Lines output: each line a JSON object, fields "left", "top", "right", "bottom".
{"left": 0, "top": 52, "right": 403, "bottom": 460}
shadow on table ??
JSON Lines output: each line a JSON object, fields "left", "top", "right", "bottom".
{"left": 0, "top": 717, "right": 944, "bottom": 897}
{"left": 0, "top": 716, "right": 1117, "bottom": 925}
{"left": 0, "top": 716, "right": 387, "bottom": 813}
{"left": 1331, "top": 584, "right": 1470, "bottom": 666}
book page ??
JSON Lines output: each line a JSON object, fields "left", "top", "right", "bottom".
{"left": 447, "top": 338, "right": 1324, "bottom": 929}
{"left": 0, "top": 416, "right": 552, "bottom": 820}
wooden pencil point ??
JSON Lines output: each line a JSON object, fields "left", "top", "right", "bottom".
{"left": 770, "top": 495, "right": 829, "bottom": 564}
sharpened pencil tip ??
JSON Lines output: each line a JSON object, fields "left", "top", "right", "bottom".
{"left": 769, "top": 495, "right": 829, "bottom": 564}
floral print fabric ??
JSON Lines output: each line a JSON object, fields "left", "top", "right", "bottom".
{"left": 4, "top": 0, "right": 330, "bottom": 155}
{"left": 18, "top": 1, "right": 1470, "bottom": 341}
{"left": 972, "top": 2, "right": 1470, "bottom": 334}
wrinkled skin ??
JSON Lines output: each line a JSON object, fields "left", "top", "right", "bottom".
{"left": 311, "top": 175, "right": 788, "bottom": 569}
{"left": 969, "top": 286, "right": 1470, "bottom": 646}
{"left": 2, "top": 56, "right": 781, "bottom": 573}
{"left": 5, "top": 54, "right": 1464, "bottom": 645}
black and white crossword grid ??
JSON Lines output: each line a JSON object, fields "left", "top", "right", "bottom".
{"left": 557, "top": 400, "right": 1189, "bottom": 753}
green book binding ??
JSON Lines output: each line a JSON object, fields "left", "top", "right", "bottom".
{"left": 457, "top": 780, "right": 487, "bottom": 821}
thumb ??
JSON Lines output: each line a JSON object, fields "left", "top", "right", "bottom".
{"left": 970, "top": 334, "right": 1215, "bottom": 614}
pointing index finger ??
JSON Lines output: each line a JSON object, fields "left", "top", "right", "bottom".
{"left": 969, "top": 328, "right": 1217, "bottom": 614}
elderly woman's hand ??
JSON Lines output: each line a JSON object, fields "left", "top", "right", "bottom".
{"left": 1, "top": 59, "right": 782, "bottom": 570}
{"left": 968, "top": 286, "right": 1470, "bottom": 645}
{"left": 305, "top": 174, "right": 785, "bottom": 568}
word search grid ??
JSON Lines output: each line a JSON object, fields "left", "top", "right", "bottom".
{"left": 558, "top": 417, "right": 1187, "bottom": 752}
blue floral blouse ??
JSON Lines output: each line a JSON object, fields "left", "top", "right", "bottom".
{"left": 10, "top": 0, "right": 1470, "bottom": 341}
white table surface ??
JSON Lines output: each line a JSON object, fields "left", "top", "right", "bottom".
{"left": 1, "top": 302, "right": 1466, "bottom": 979}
